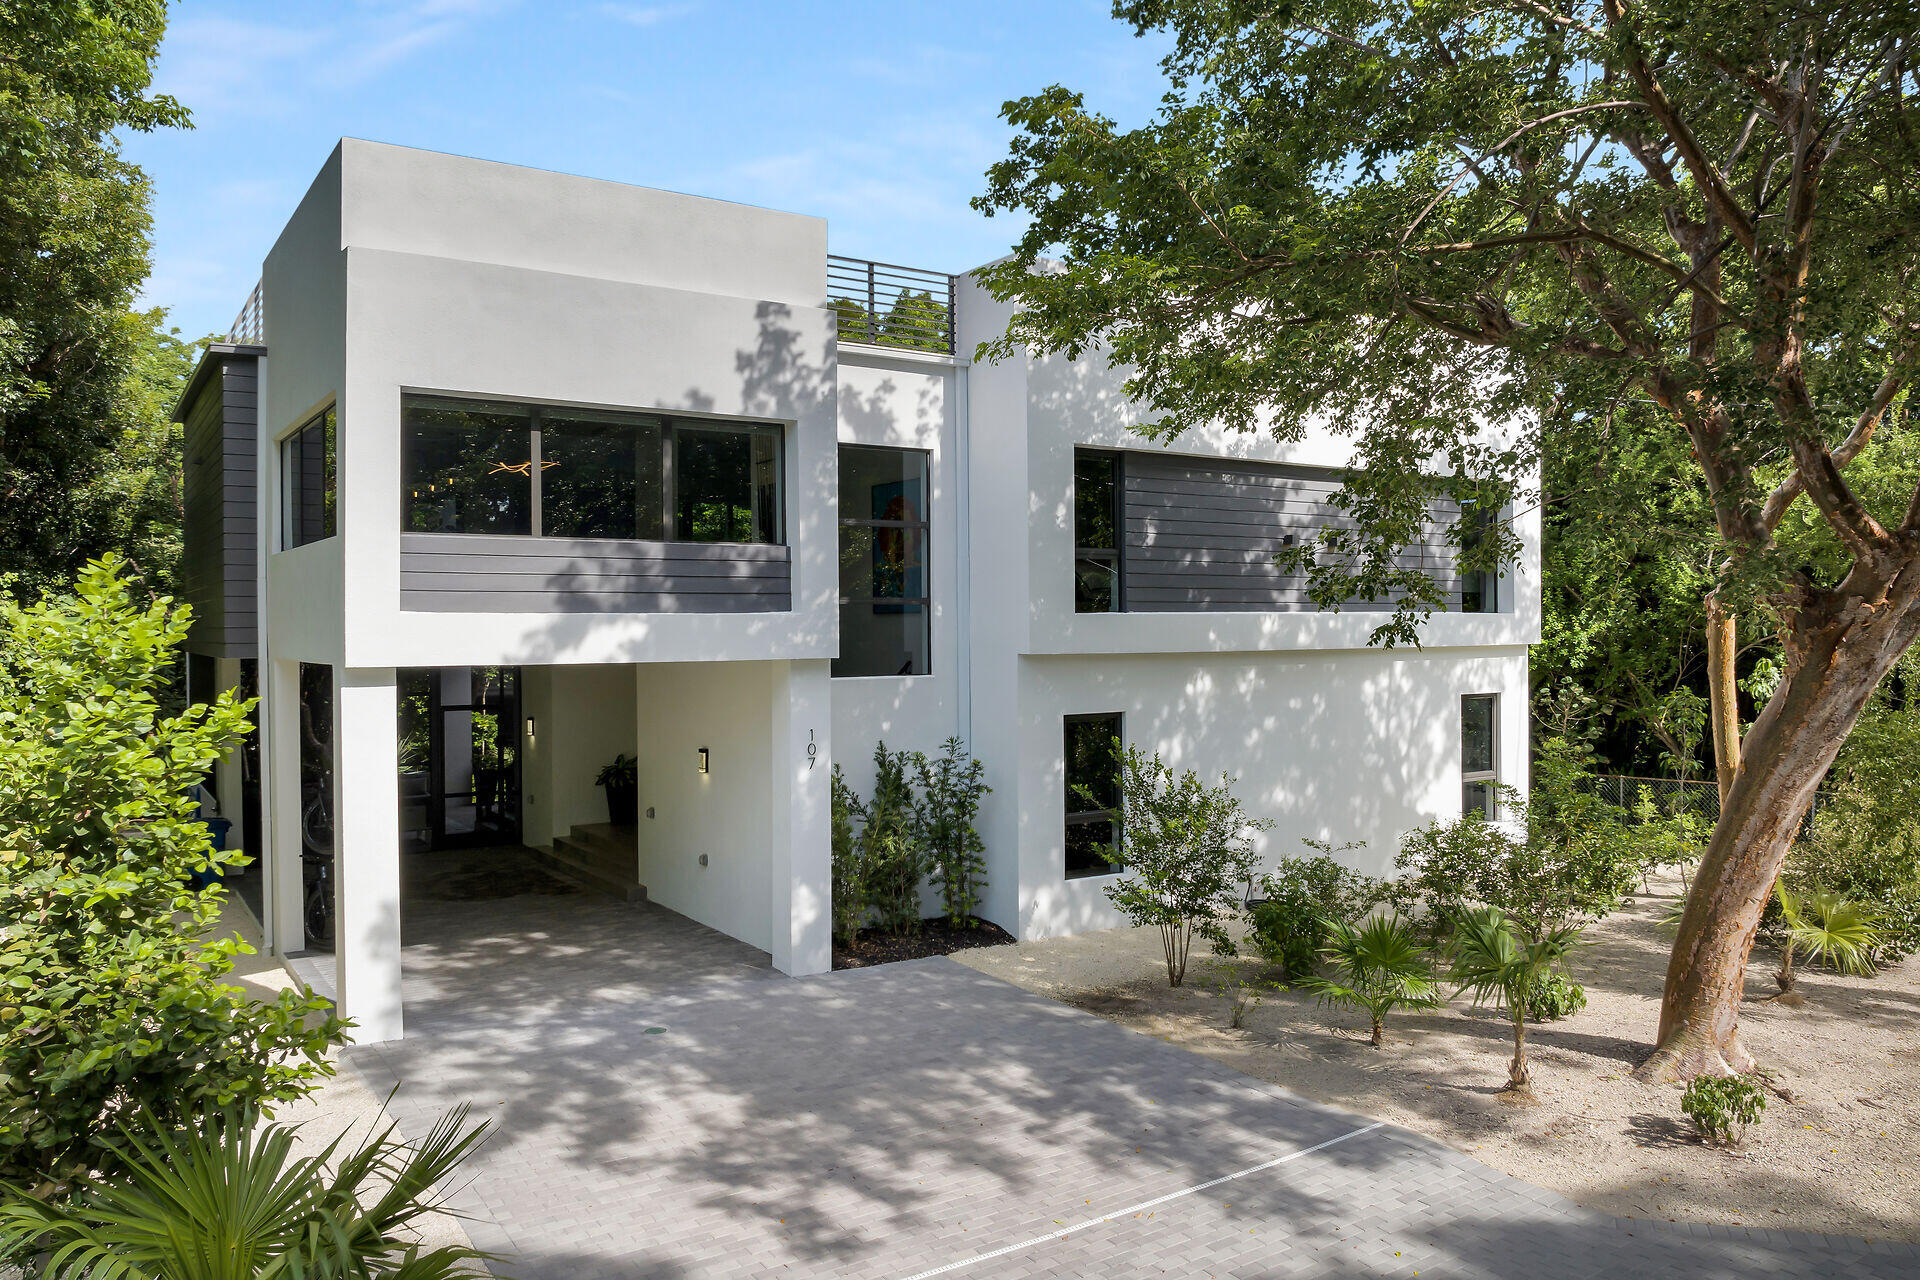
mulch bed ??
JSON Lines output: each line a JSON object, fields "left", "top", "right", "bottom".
{"left": 832, "top": 916, "right": 1016, "bottom": 969}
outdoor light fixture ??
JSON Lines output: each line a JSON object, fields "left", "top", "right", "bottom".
{"left": 697, "top": 747, "right": 710, "bottom": 774}
{"left": 525, "top": 716, "right": 536, "bottom": 742}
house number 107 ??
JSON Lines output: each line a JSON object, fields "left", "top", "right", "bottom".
{"left": 806, "top": 729, "right": 818, "bottom": 770}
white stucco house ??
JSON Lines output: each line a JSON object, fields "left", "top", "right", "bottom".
{"left": 176, "top": 140, "right": 1539, "bottom": 1043}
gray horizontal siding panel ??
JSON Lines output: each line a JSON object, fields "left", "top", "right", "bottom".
{"left": 399, "top": 533, "right": 791, "bottom": 614}
{"left": 1121, "top": 453, "right": 1466, "bottom": 614}
{"left": 179, "top": 350, "right": 260, "bottom": 659}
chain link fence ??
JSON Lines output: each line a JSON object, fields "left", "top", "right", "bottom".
{"left": 1589, "top": 774, "right": 1825, "bottom": 843}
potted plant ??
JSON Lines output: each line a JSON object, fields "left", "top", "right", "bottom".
{"left": 597, "top": 753, "right": 639, "bottom": 826}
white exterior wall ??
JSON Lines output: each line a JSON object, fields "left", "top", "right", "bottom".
{"left": 521, "top": 665, "right": 640, "bottom": 845}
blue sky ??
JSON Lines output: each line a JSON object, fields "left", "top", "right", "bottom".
{"left": 125, "top": 0, "right": 1173, "bottom": 341}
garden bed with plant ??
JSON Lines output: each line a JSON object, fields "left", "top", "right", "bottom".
{"left": 833, "top": 916, "right": 1016, "bottom": 969}
{"left": 955, "top": 739, "right": 1920, "bottom": 1244}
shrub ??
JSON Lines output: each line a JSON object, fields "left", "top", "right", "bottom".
{"left": 0, "top": 1105, "right": 494, "bottom": 1276}
{"left": 1446, "top": 907, "right": 1585, "bottom": 1089}
{"left": 1523, "top": 972, "right": 1588, "bottom": 1022}
{"left": 912, "top": 737, "right": 991, "bottom": 927}
{"left": 1206, "top": 956, "right": 1279, "bottom": 1029}
{"left": 830, "top": 765, "right": 866, "bottom": 944}
{"left": 0, "top": 559, "right": 342, "bottom": 1192}
{"left": 1247, "top": 844, "right": 1384, "bottom": 980}
{"left": 1099, "top": 745, "right": 1271, "bottom": 986}
{"left": 1680, "top": 1075, "right": 1766, "bottom": 1147}
{"left": 860, "top": 742, "right": 923, "bottom": 934}
{"left": 1773, "top": 883, "right": 1880, "bottom": 991}
{"left": 1393, "top": 738, "right": 1673, "bottom": 942}
{"left": 1298, "top": 913, "right": 1442, "bottom": 1046}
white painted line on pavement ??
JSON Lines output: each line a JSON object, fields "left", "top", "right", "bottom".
{"left": 898, "top": 1120, "right": 1388, "bottom": 1280}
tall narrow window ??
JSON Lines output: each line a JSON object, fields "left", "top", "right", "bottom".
{"left": 1458, "top": 502, "right": 1496, "bottom": 613}
{"left": 1461, "top": 693, "right": 1499, "bottom": 819}
{"left": 1074, "top": 450, "right": 1122, "bottom": 612}
{"left": 1064, "top": 713, "right": 1123, "bottom": 878}
{"left": 835, "top": 445, "right": 931, "bottom": 677}
{"left": 280, "top": 408, "right": 336, "bottom": 548}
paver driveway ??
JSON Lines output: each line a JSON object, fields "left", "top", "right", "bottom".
{"left": 346, "top": 886, "right": 1919, "bottom": 1279}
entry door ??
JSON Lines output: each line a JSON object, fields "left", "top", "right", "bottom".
{"left": 399, "top": 667, "right": 522, "bottom": 850}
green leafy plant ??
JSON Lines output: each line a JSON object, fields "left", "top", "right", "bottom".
{"left": 860, "top": 742, "right": 923, "bottom": 935}
{"left": 1098, "top": 745, "right": 1271, "bottom": 987}
{"left": 593, "top": 753, "right": 637, "bottom": 787}
{"left": 0, "top": 1105, "right": 494, "bottom": 1277}
{"left": 1680, "top": 1075, "right": 1767, "bottom": 1147}
{"left": 0, "top": 558, "right": 343, "bottom": 1192}
{"left": 830, "top": 764, "right": 866, "bottom": 945}
{"left": 1247, "top": 843, "right": 1385, "bottom": 980}
{"left": 1773, "top": 883, "right": 1881, "bottom": 993}
{"left": 1206, "top": 956, "right": 1280, "bottom": 1030}
{"left": 912, "top": 737, "right": 991, "bottom": 927}
{"left": 1298, "top": 914, "right": 1442, "bottom": 1047}
{"left": 1446, "top": 908, "right": 1586, "bottom": 1089}
{"left": 1524, "top": 972, "right": 1588, "bottom": 1023}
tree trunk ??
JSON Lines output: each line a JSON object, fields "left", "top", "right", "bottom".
{"left": 1775, "top": 941, "right": 1797, "bottom": 993}
{"left": 1508, "top": 1012, "right": 1530, "bottom": 1089}
{"left": 1706, "top": 597, "right": 1742, "bottom": 807}
{"left": 1370, "top": 1014, "right": 1384, "bottom": 1047}
{"left": 1639, "top": 582, "right": 1920, "bottom": 1081}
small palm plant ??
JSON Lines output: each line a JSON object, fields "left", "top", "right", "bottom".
{"left": 1298, "top": 913, "right": 1442, "bottom": 1046}
{"left": 1775, "top": 882, "right": 1881, "bottom": 992}
{"left": 1446, "top": 906, "right": 1585, "bottom": 1091}
{"left": 0, "top": 1105, "right": 496, "bottom": 1279}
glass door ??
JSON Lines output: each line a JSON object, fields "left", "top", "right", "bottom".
{"left": 399, "top": 667, "right": 522, "bottom": 850}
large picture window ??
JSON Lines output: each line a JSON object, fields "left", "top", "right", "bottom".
{"left": 1461, "top": 693, "right": 1499, "bottom": 819}
{"left": 835, "top": 445, "right": 930, "bottom": 677}
{"left": 1064, "top": 713, "right": 1123, "bottom": 879}
{"left": 1073, "top": 450, "right": 1123, "bottom": 612}
{"left": 280, "top": 408, "right": 336, "bottom": 548}
{"left": 401, "top": 394, "right": 782, "bottom": 543}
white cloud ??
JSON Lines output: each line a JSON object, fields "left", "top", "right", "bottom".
{"left": 597, "top": 3, "right": 698, "bottom": 28}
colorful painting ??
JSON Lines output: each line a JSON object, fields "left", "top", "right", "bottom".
{"left": 872, "top": 479, "right": 924, "bottom": 614}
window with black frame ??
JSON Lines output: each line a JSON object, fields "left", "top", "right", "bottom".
{"left": 1458, "top": 501, "right": 1496, "bottom": 613}
{"left": 1462, "top": 693, "right": 1499, "bottom": 819}
{"left": 280, "top": 408, "right": 336, "bottom": 548}
{"left": 400, "top": 394, "right": 780, "bottom": 543}
{"left": 835, "top": 445, "right": 930, "bottom": 677}
{"left": 1064, "top": 713, "right": 1123, "bottom": 878}
{"left": 1074, "top": 450, "right": 1122, "bottom": 612}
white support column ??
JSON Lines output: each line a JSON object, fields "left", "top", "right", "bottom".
{"left": 265, "top": 658, "right": 306, "bottom": 956}
{"left": 768, "top": 659, "right": 831, "bottom": 976}
{"left": 334, "top": 667, "right": 404, "bottom": 1043}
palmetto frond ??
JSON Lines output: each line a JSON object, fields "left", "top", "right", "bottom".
{"left": 1778, "top": 883, "right": 1881, "bottom": 977}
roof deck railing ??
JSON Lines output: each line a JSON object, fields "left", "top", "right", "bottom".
{"left": 827, "top": 255, "right": 955, "bottom": 356}
{"left": 229, "top": 280, "right": 264, "bottom": 345}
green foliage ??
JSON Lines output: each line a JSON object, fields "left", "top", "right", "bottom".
{"left": 594, "top": 752, "right": 637, "bottom": 787}
{"left": 0, "top": 1105, "right": 494, "bottom": 1277}
{"left": 1524, "top": 972, "right": 1588, "bottom": 1023}
{"left": 912, "top": 737, "right": 992, "bottom": 927}
{"left": 1246, "top": 844, "right": 1385, "bottom": 980}
{"left": 1773, "top": 884, "right": 1881, "bottom": 991}
{"left": 1447, "top": 907, "right": 1585, "bottom": 1088}
{"left": 1298, "top": 914, "right": 1442, "bottom": 1047}
{"left": 830, "top": 764, "right": 866, "bottom": 945}
{"left": 859, "top": 742, "right": 923, "bottom": 935}
{"left": 1098, "top": 745, "right": 1271, "bottom": 987}
{"left": 1, "top": 4, "right": 194, "bottom": 594}
{"left": 1393, "top": 739, "right": 1690, "bottom": 942}
{"left": 1680, "top": 1075, "right": 1766, "bottom": 1147}
{"left": 0, "top": 559, "right": 343, "bottom": 1191}
{"left": 1205, "top": 956, "right": 1281, "bottom": 1030}
{"left": 830, "top": 291, "right": 952, "bottom": 352}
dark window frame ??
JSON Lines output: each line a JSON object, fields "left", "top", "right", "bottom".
{"left": 1073, "top": 449, "right": 1125, "bottom": 613}
{"left": 1458, "top": 500, "right": 1498, "bottom": 614}
{"left": 1461, "top": 693, "right": 1499, "bottom": 819}
{"left": 1064, "top": 711, "right": 1125, "bottom": 879}
{"left": 834, "top": 443, "right": 932, "bottom": 678}
{"left": 401, "top": 393, "right": 785, "bottom": 544}
{"left": 279, "top": 407, "right": 336, "bottom": 550}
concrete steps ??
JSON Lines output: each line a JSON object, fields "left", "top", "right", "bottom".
{"left": 531, "top": 823, "right": 646, "bottom": 902}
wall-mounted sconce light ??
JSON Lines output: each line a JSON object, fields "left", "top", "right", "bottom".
{"left": 524, "top": 716, "right": 536, "bottom": 742}
{"left": 697, "top": 747, "right": 711, "bottom": 775}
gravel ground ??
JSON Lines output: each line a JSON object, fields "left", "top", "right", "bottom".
{"left": 953, "top": 873, "right": 1920, "bottom": 1243}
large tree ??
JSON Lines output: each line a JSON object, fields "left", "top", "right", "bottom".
{"left": 974, "top": 0, "right": 1920, "bottom": 1077}
{"left": 0, "top": 2, "right": 187, "bottom": 593}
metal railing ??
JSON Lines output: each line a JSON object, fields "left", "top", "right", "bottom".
{"left": 229, "top": 279, "right": 264, "bottom": 345}
{"left": 827, "top": 255, "right": 955, "bottom": 355}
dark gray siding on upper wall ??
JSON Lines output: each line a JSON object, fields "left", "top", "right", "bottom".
{"left": 399, "top": 533, "right": 791, "bottom": 613}
{"left": 1121, "top": 453, "right": 1471, "bottom": 613}
{"left": 177, "top": 348, "right": 262, "bottom": 657}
